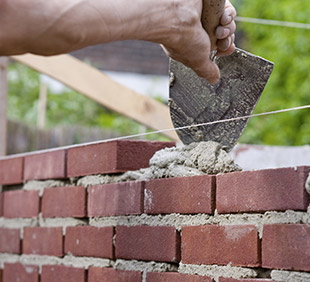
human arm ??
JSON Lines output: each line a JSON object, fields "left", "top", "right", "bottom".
{"left": 0, "top": 0, "right": 236, "bottom": 83}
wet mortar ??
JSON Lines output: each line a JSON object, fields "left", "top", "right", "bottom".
{"left": 78, "top": 141, "right": 241, "bottom": 186}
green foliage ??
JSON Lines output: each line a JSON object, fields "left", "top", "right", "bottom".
{"left": 232, "top": 0, "right": 310, "bottom": 145}
{"left": 7, "top": 63, "right": 168, "bottom": 141}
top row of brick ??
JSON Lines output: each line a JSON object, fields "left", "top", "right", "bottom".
{"left": 0, "top": 140, "right": 175, "bottom": 185}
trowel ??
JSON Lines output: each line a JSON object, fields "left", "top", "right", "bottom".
{"left": 169, "top": 0, "right": 274, "bottom": 151}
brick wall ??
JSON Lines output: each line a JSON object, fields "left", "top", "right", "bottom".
{"left": 0, "top": 140, "right": 310, "bottom": 282}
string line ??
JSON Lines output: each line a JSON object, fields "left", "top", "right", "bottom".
{"left": 1, "top": 104, "right": 309, "bottom": 159}
{"left": 105, "top": 104, "right": 310, "bottom": 140}
{"left": 235, "top": 16, "right": 310, "bottom": 30}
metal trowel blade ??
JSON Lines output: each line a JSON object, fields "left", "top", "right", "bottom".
{"left": 169, "top": 48, "right": 274, "bottom": 151}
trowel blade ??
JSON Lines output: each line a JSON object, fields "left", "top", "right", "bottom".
{"left": 169, "top": 48, "right": 274, "bottom": 151}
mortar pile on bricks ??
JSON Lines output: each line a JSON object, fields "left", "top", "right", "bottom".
{"left": 0, "top": 140, "right": 310, "bottom": 282}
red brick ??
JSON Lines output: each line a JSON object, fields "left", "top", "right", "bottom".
{"left": 0, "top": 228, "right": 20, "bottom": 254}
{"left": 219, "top": 278, "right": 276, "bottom": 282}
{"left": 0, "top": 157, "right": 23, "bottom": 185}
{"left": 88, "top": 182, "right": 143, "bottom": 217}
{"left": 42, "top": 186, "right": 86, "bottom": 218}
{"left": 3, "top": 190, "right": 39, "bottom": 218}
{"left": 23, "top": 227, "right": 63, "bottom": 257}
{"left": 115, "top": 226, "right": 180, "bottom": 262}
{"left": 147, "top": 272, "right": 212, "bottom": 282}
{"left": 24, "top": 150, "right": 66, "bottom": 181}
{"left": 144, "top": 175, "right": 215, "bottom": 214}
{"left": 88, "top": 267, "right": 142, "bottom": 282}
{"left": 217, "top": 166, "right": 310, "bottom": 213}
{"left": 262, "top": 224, "right": 310, "bottom": 271}
{"left": 65, "top": 226, "right": 114, "bottom": 258}
{"left": 67, "top": 140, "right": 175, "bottom": 177}
{"left": 41, "top": 265, "right": 85, "bottom": 282}
{"left": 0, "top": 192, "right": 3, "bottom": 217}
{"left": 182, "top": 225, "right": 260, "bottom": 267}
{"left": 3, "top": 263, "right": 38, "bottom": 282}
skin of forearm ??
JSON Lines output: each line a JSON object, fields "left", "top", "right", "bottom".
{"left": 0, "top": 0, "right": 180, "bottom": 55}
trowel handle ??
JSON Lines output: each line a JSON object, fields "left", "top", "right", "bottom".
{"left": 202, "top": 0, "right": 226, "bottom": 51}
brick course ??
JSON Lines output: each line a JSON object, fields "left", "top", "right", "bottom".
{"left": 146, "top": 272, "right": 212, "bottom": 282}
{"left": 0, "top": 228, "right": 20, "bottom": 254}
{"left": 217, "top": 166, "right": 310, "bottom": 213}
{"left": 42, "top": 186, "right": 86, "bottom": 218}
{"left": 0, "top": 141, "right": 309, "bottom": 281}
{"left": 144, "top": 175, "right": 215, "bottom": 214}
{"left": 3, "top": 190, "right": 39, "bottom": 218}
{"left": 23, "top": 227, "right": 63, "bottom": 257}
{"left": 0, "top": 157, "right": 23, "bottom": 185}
{"left": 3, "top": 263, "right": 38, "bottom": 282}
{"left": 67, "top": 140, "right": 175, "bottom": 177}
{"left": 88, "top": 267, "right": 142, "bottom": 282}
{"left": 88, "top": 182, "right": 143, "bottom": 217}
{"left": 65, "top": 226, "right": 114, "bottom": 258}
{"left": 262, "top": 224, "right": 310, "bottom": 271}
{"left": 182, "top": 225, "right": 260, "bottom": 267}
{"left": 41, "top": 265, "right": 85, "bottom": 282}
{"left": 115, "top": 226, "right": 180, "bottom": 262}
{"left": 24, "top": 150, "right": 66, "bottom": 180}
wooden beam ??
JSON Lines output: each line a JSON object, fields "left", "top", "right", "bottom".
{"left": 11, "top": 54, "right": 179, "bottom": 141}
{"left": 0, "top": 57, "right": 9, "bottom": 156}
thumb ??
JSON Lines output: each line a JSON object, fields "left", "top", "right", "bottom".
{"left": 190, "top": 31, "right": 221, "bottom": 84}
{"left": 195, "top": 59, "right": 220, "bottom": 84}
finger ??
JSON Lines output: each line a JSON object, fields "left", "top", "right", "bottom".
{"left": 218, "top": 33, "right": 235, "bottom": 51}
{"left": 216, "top": 27, "right": 230, "bottom": 40}
{"left": 195, "top": 59, "right": 220, "bottom": 84}
{"left": 218, "top": 36, "right": 231, "bottom": 52}
{"left": 221, "top": 7, "right": 237, "bottom": 25}
{"left": 217, "top": 42, "right": 236, "bottom": 57}
{"left": 216, "top": 21, "right": 236, "bottom": 39}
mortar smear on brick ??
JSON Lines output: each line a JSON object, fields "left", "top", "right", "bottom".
{"left": 114, "top": 259, "right": 177, "bottom": 273}
{"left": 271, "top": 270, "right": 310, "bottom": 282}
{"left": 179, "top": 263, "right": 258, "bottom": 282}
{"left": 38, "top": 214, "right": 87, "bottom": 235}
{"left": 0, "top": 254, "right": 112, "bottom": 272}
{"left": 115, "top": 259, "right": 178, "bottom": 282}
{"left": 23, "top": 180, "right": 68, "bottom": 196}
{"left": 0, "top": 218, "right": 38, "bottom": 238}
{"left": 0, "top": 254, "right": 20, "bottom": 268}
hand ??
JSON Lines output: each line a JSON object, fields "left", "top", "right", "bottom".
{"left": 161, "top": 0, "right": 236, "bottom": 84}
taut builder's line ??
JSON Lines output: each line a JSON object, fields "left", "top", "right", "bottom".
{"left": 1, "top": 104, "right": 310, "bottom": 159}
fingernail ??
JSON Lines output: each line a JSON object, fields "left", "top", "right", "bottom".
{"left": 220, "top": 28, "right": 230, "bottom": 39}
{"left": 222, "top": 14, "right": 232, "bottom": 25}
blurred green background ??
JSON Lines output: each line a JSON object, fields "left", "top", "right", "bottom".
{"left": 7, "top": 0, "right": 310, "bottom": 146}
{"left": 233, "top": 0, "right": 310, "bottom": 145}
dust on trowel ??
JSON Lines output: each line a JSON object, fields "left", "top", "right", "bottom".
{"left": 77, "top": 141, "right": 241, "bottom": 186}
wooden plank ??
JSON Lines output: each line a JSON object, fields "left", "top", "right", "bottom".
{"left": 0, "top": 57, "right": 9, "bottom": 156}
{"left": 11, "top": 54, "right": 179, "bottom": 141}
